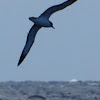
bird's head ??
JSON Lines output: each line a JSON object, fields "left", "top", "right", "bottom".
{"left": 50, "top": 22, "right": 55, "bottom": 29}
{"left": 29, "top": 17, "right": 37, "bottom": 22}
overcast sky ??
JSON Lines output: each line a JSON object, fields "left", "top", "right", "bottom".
{"left": 0, "top": 0, "right": 100, "bottom": 81}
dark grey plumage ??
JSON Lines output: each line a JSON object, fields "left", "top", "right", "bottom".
{"left": 18, "top": 25, "right": 41, "bottom": 66}
{"left": 40, "top": 0, "right": 77, "bottom": 18}
{"left": 18, "top": 0, "right": 77, "bottom": 66}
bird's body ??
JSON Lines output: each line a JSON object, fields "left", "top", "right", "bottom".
{"left": 29, "top": 16, "right": 51, "bottom": 27}
{"left": 18, "top": 0, "right": 77, "bottom": 66}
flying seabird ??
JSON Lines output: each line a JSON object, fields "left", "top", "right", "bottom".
{"left": 18, "top": 0, "right": 77, "bottom": 66}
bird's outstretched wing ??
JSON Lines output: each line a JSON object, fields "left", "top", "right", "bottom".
{"left": 18, "top": 24, "right": 41, "bottom": 66}
{"left": 40, "top": 0, "right": 77, "bottom": 19}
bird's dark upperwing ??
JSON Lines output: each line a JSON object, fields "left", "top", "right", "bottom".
{"left": 18, "top": 24, "right": 41, "bottom": 66}
{"left": 40, "top": 0, "right": 77, "bottom": 19}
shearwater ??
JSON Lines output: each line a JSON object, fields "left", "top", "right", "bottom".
{"left": 18, "top": 0, "right": 77, "bottom": 66}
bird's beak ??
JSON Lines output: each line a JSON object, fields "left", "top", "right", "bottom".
{"left": 52, "top": 26, "right": 55, "bottom": 29}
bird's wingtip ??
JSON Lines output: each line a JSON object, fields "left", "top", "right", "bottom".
{"left": 17, "top": 51, "right": 27, "bottom": 67}
{"left": 17, "top": 60, "right": 21, "bottom": 67}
